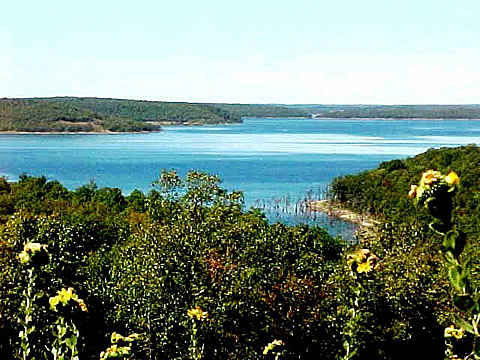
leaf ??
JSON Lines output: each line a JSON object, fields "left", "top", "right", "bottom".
{"left": 66, "top": 335, "right": 77, "bottom": 349}
{"left": 454, "top": 315, "right": 475, "bottom": 334}
{"left": 463, "top": 259, "right": 472, "bottom": 277}
{"left": 444, "top": 230, "right": 456, "bottom": 252}
{"left": 448, "top": 266, "right": 464, "bottom": 290}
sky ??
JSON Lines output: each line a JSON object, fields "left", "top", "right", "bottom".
{"left": 2, "top": 0, "right": 480, "bottom": 104}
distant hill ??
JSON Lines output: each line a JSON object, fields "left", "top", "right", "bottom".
{"left": 290, "top": 104, "right": 480, "bottom": 119}
{"left": 0, "top": 97, "right": 312, "bottom": 133}
{"left": 3, "top": 98, "right": 480, "bottom": 133}
{"left": 44, "top": 98, "right": 310, "bottom": 122}
{"left": 209, "top": 103, "right": 310, "bottom": 118}
{"left": 41, "top": 97, "right": 243, "bottom": 125}
{"left": 0, "top": 98, "right": 162, "bottom": 133}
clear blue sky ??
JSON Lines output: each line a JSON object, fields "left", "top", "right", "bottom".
{"left": 2, "top": 0, "right": 480, "bottom": 104}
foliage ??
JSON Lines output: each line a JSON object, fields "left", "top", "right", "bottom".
{"left": 0, "top": 172, "right": 343, "bottom": 359}
{"left": 104, "top": 170, "right": 342, "bottom": 359}
{"left": 1, "top": 156, "right": 480, "bottom": 359}
{"left": 0, "top": 99, "right": 161, "bottom": 133}
{"left": 210, "top": 103, "right": 309, "bottom": 118}
{"left": 305, "top": 104, "right": 480, "bottom": 119}
{"left": 43, "top": 97, "right": 243, "bottom": 125}
{"left": 329, "top": 144, "right": 480, "bottom": 241}
{"left": 4, "top": 99, "right": 480, "bottom": 134}
{"left": 0, "top": 97, "right": 316, "bottom": 133}
{"left": 99, "top": 332, "right": 141, "bottom": 360}
{"left": 410, "top": 169, "right": 480, "bottom": 359}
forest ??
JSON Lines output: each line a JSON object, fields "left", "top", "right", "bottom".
{"left": 3, "top": 98, "right": 479, "bottom": 133}
{"left": 1, "top": 145, "right": 480, "bottom": 359}
{"left": 0, "top": 98, "right": 309, "bottom": 133}
{"left": 0, "top": 99, "right": 162, "bottom": 133}
{"left": 306, "top": 104, "right": 480, "bottom": 119}
{"left": 329, "top": 144, "right": 480, "bottom": 241}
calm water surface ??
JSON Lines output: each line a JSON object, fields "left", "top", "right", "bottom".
{"left": 2, "top": 118, "right": 479, "bottom": 236}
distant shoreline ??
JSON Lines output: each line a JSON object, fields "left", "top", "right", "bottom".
{"left": 2, "top": 117, "right": 479, "bottom": 135}
{"left": 311, "top": 117, "right": 480, "bottom": 121}
{"left": 0, "top": 130, "right": 160, "bottom": 135}
{"left": 0, "top": 120, "right": 244, "bottom": 134}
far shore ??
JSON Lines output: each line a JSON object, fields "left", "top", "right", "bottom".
{"left": 311, "top": 117, "right": 480, "bottom": 121}
{"left": 0, "top": 120, "right": 243, "bottom": 134}
{"left": 0, "top": 130, "right": 160, "bottom": 135}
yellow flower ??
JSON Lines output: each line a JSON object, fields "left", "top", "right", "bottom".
{"left": 444, "top": 325, "right": 464, "bottom": 339}
{"left": 49, "top": 287, "right": 87, "bottom": 311}
{"left": 421, "top": 169, "right": 441, "bottom": 186}
{"left": 187, "top": 306, "right": 209, "bottom": 321}
{"left": 408, "top": 184, "right": 417, "bottom": 198}
{"left": 356, "top": 261, "right": 374, "bottom": 273}
{"left": 445, "top": 172, "right": 459, "bottom": 186}
{"left": 57, "top": 287, "right": 76, "bottom": 303}
{"left": 347, "top": 249, "right": 380, "bottom": 274}
{"left": 263, "top": 339, "right": 285, "bottom": 355}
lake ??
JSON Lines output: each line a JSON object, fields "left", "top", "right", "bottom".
{"left": 2, "top": 118, "right": 480, "bottom": 237}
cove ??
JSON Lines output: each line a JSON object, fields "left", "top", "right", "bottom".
{"left": 1, "top": 117, "right": 480, "bottom": 237}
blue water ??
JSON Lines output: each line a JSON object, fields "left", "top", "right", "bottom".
{"left": 1, "top": 118, "right": 479, "bottom": 237}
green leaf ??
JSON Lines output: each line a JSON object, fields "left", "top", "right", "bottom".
{"left": 454, "top": 315, "right": 475, "bottom": 334}
{"left": 444, "top": 230, "right": 456, "bottom": 252}
{"left": 66, "top": 335, "right": 77, "bottom": 349}
{"left": 444, "top": 229, "right": 466, "bottom": 257}
{"left": 463, "top": 259, "right": 472, "bottom": 276}
{"left": 448, "top": 266, "right": 464, "bottom": 290}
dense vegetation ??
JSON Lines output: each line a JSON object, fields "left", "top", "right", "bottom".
{"left": 303, "top": 104, "right": 480, "bottom": 119}
{"left": 0, "top": 99, "right": 162, "bottom": 133}
{"left": 41, "top": 97, "right": 243, "bottom": 125}
{"left": 211, "top": 103, "right": 309, "bottom": 118}
{"left": 1, "top": 146, "right": 480, "bottom": 358}
{"left": 0, "top": 97, "right": 313, "bottom": 133}
{"left": 329, "top": 144, "right": 480, "bottom": 241}
{"left": 45, "top": 98, "right": 310, "bottom": 123}
{"left": 3, "top": 98, "right": 480, "bottom": 133}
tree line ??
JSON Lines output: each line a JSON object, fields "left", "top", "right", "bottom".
{"left": 1, "top": 146, "right": 480, "bottom": 358}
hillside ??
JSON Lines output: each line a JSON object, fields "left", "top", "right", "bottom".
{"left": 328, "top": 144, "right": 480, "bottom": 239}
{"left": 4, "top": 97, "right": 480, "bottom": 133}
{"left": 210, "top": 103, "right": 310, "bottom": 118}
{"left": 41, "top": 97, "right": 243, "bottom": 125}
{"left": 0, "top": 170, "right": 456, "bottom": 359}
{"left": 1, "top": 97, "right": 313, "bottom": 133}
{"left": 293, "top": 104, "right": 480, "bottom": 119}
{"left": 0, "top": 99, "right": 162, "bottom": 133}
{"left": 44, "top": 98, "right": 313, "bottom": 122}
{"left": 2, "top": 156, "right": 480, "bottom": 358}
